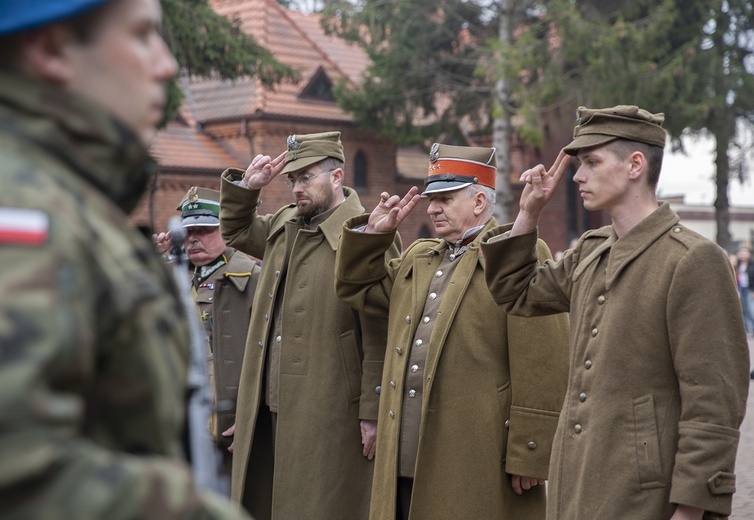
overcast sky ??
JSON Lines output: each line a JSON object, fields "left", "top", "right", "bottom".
{"left": 658, "top": 135, "right": 754, "bottom": 207}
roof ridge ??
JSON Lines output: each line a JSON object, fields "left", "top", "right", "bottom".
{"left": 270, "top": 1, "right": 354, "bottom": 87}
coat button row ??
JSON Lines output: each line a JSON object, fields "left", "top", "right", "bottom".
{"left": 415, "top": 339, "right": 423, "bottom": 347}
{"left": 423, "top": 316, "right": 430, "bottom": 324}
{"left": 435, "top": 270, "right": 443, "bottom": 278}
{"left": 408, "top": 389, "right": 416, "bottom": 398}
{"left": 428, "top": 292, "right": 437, "bottom": 301}
{"left": 411, "top": 364, "right": 419, "bottom": 373}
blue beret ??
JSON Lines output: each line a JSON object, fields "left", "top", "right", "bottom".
{"left": 0, "top": 0, "right": 112, "bottom": 35}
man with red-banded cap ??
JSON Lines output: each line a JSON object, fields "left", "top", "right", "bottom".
{"left": 334, "top": 143, "right": 570, "bottom": 520}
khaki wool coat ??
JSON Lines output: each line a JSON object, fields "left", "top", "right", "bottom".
{"left": 481, "top": 203, "right": 750, "bottom": 520}
{"left": 194, "top": 248, "right": 261, "bottom": 473}
{"left": 220, "top": 172, "right": 399, "bottom": 520}
{"left": 335, "top": 216, "right": 570, "bottom": 520}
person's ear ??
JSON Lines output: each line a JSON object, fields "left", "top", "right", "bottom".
{"left": 628, "top": 151, "right": 646, "bottom": 181}
{"left": 330, "top": 167, "right": 344, "bottom": 188}
{"left": 19, "top": 25, "right": 76, "bottom": 84}
{"left": 472, "top": 189, "right": 487, "bottom": 216}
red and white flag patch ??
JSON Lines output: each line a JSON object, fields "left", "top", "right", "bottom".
{"left": 0, "top": 207, "right": 49, "bottom": 246}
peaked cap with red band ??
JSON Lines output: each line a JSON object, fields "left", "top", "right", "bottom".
{"left": 421, "top": 143, "right": 497, "bottom": 196}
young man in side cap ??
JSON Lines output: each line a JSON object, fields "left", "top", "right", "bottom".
{"left": 219, "top": 132, "right": 400, "bottom": 520}
{"left": 481, "top": 105, "right": 750, "bottom": 520}
{"left": 334, "top": 143, "right": 570, "bottom": 520}
{"left": 0, "top": 1, "right": 253, "bottom": 519}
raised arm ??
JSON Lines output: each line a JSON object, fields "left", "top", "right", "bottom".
{"left": 511, "top": 150, "right": 570, "bottom": 236}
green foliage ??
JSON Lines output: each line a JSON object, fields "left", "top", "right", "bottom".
{"left": 322, "top": 0, "right": 496, "bottom": 144}
{"left": 160, "top": 0, "right": 298, "bottom": 120}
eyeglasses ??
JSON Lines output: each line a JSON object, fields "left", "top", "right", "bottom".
{"left": 284, "top": 169, "right": 334, "bottom": 189}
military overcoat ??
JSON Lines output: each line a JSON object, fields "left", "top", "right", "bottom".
{"left": 195, "top": 248, "right": 261, "bottom": 470}
{"left": 220, "top": 171, "right": 399, "bottom": 520}
{"left": 482, "top": 203, "right": 750, "bottom": 520}
{"left": 335, "top": 216, "right": 570, "bottom": 520}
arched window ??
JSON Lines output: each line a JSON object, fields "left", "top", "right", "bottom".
{"left": 354, "top": 150, "right": 368, "bottom": 188}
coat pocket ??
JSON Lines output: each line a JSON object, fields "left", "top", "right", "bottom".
{"left": 338, "top": 329, "right": 363, "bottom": 403}
{"left": 632, "top": 394, "right": 665, "bottom": 489}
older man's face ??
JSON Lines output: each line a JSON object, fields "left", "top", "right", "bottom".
{"left": 185, "top": 226, "right": 226, "bottom": 267}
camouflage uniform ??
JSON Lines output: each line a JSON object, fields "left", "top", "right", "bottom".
{"left": 0, "top": 72, "right": 251, "bottom": 519}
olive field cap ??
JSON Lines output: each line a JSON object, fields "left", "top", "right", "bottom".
{"left": 0, "top": 0, "right": 111, "bottom": 35}
{"left": 281, "top": 132, "right": 345, "bottom": 176}
{"left": 564, "top": 105, "right": 667, "bottom": 156}
{"left": 421, "top": 143, "right": 497, "bottom": 196}
{"left": 177, "top": 187, "right": 221, "bottom": 227}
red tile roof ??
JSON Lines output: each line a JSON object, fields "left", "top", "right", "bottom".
{"left": 180, "top": 0, "right": 369, "bottom": 123}
{"left": 150, "top": 121, "right": 246, "bottom": 171}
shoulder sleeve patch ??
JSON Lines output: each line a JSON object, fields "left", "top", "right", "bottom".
{"left": 0, "top": 207, "right": 49, "bottom": 246}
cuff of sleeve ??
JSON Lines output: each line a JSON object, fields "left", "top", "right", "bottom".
{"left": 504, "top": 406, "right": 560, "bottom": 480}
{"left": 669, "top": 421, "right": 740, "bottom": 516}
{"left": 358, "top": 360, "right": 384, "bottom": 420}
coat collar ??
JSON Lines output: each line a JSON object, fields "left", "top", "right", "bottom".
{"left": 274, "top": 187, "right": 364, "bottom": 250}
{"left": 573, "top": 202, "right": 680, "bottom": 288}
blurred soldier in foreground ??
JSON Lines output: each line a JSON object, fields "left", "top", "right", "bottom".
{"left": 0, "top": 1, "right": 252, "bottom": 518}
{"left": 334, "top": 144, "right": 569, "bottom": 520}
{"left": 220, "top": 132, "right": 400, "bottom": 520}
{"left": 155, "top": 187, "right": 262, "bottom": 493}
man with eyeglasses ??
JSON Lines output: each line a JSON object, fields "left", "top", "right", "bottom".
{"left": 219, "top": 132, "right": 401, "bottom": 520}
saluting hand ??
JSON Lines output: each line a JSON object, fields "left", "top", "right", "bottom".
{"left": 511, "top": 150, "right": 570, "bottom": 236}
{"left": 152, "top": 231, "right": 171, "bottom": 255}
{"left": 241, "top": 151, "right": 288, "bottom": 190}
{"left": 365, "top": 186, "right": 421, "bottom": 233}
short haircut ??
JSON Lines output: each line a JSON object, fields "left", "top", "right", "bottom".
{"left": 315, "top": 157, "right": 345, "bottom": 174}
{"left": 607, "top": 139, "right": 664, "bottom": 188}
{"left": 466, "top": 184, "right": 496, "bottom": 216}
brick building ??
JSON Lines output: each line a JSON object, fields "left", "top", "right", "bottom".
{"left": 131, "top": 0, "right": 599, "bottom": 253}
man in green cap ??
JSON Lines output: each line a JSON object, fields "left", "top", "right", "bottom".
{"left": 334, "top": 143, "right": 570, "bottom": 520}
{"left": 481, "top": 105, "right": 750, "bottom": 520}
{"left": 157, "top": 186, "right": 263, "bottom": 494}
{"left": 219, "top": 132, "right": 400, "bottom": 520}
{"left": 0, "top": 0, "right": 253, "bottom": 518}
